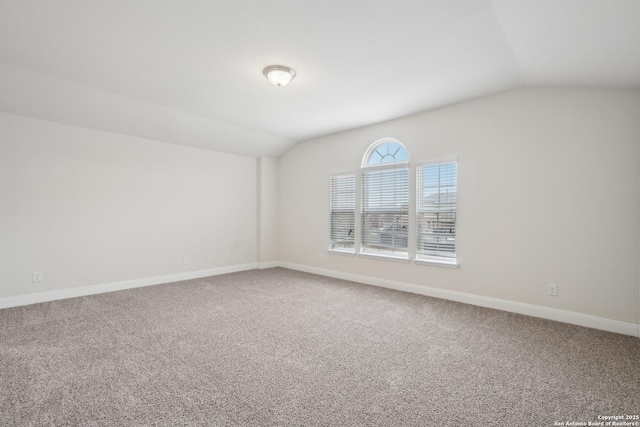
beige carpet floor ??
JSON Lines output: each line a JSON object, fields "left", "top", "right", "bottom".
{"left": 1, "top": 267, "right": 638, "bottom": 426}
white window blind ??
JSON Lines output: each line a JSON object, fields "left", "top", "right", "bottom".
{"left": 361, "top": 167, "right": 409, "bottom": 256}
{"left": 330, "top": 174, "right": 355, "bottom": 251}
{"left": 416, "top": 161, "right": 457, "bottom": 261}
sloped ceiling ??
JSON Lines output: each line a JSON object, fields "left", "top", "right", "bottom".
{"left": 0, "top": 0, "right": 638, "bottom": 157}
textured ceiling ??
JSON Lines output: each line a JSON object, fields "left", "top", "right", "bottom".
{"left": 0, "top": 0, "right": 638, "bottom": 157}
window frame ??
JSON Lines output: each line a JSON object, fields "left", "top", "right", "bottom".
{"left": 413, "top": 158, "right": 459, "bottom": 268}
{"left": 329, "top": 173, "right": 356, "bottom": 255}
{"left": 326, "top": 139, "right": 459, "bottom": 269}
{"left": 360, "top": 139, "right": 410, "bottom": 260}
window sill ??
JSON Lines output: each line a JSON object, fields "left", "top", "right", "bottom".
{"left": 359, "top": 252, "right": 410, "bottom": 263}
{"left": 413, "top": 258, "right": 459, "bottom": 269}
{"left": 328, "top": 249, "right": 356, "bottom": 257}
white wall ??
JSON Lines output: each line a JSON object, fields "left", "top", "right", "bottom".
{"left": 278, "top": 88, "right": 640, "bottom": 325}
{"left": 0, "top": 112, "right": 257, "bottom": 299}
{"left": 257, "top": 156, "right": 279, "bottom": 264}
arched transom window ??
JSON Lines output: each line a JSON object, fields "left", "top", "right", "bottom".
{"left": 363, "top": 138, "right": 409, "bottom": 167}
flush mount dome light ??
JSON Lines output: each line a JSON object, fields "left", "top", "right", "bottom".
{"left": 263, "top": 65, "right": 296, "bottom": 87}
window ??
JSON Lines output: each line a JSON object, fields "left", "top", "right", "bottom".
{"left": 416, "top": 161, "right": 457, "bottom": 264}
{"left": 364, "top": 140, "right": 409, "bottom": 166}
{"left": 328, "top": 138, "right": 458, "bottom": 267}
{"left": 330, "top": 174, "right": 355, "bottom": 252}
{"left": 361, "top": 139, "right": 409, "bottom": 258}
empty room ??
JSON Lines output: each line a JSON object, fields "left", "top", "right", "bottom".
{"left": 1, "top": 1, "right": 639, "bottom": 426}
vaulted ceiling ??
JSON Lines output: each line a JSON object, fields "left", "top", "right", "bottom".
{"left": 1, "top": 0, "right": 639, "bottom": 157}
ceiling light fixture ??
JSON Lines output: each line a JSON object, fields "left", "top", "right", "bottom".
{"left": 263, "top": 65, "right": 296, "bottom": 87}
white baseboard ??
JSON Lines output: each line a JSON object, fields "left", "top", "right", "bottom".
{"left": 2, "top": 261, "right": 637, "bottom": 338}
{"left": 0, "top": 263, "right": 258, "bottom": 310}
{"left": 277, "top": 262, "right": 640, "bottom": 338}
{"left": 258, "top": 261, "right": 280, "bottom": 269}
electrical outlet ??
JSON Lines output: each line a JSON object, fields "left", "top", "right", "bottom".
{"left": 206, "top": 255, "right": 211, "bottom": 262}
{"left": 547, "top": 284, "right": 557, "bottom": 296}
{"left": 32, "top": 272, "right": 43, "bottom": 283}
{"left": 183, "top": 256, "right": 189, "bottom": 265}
